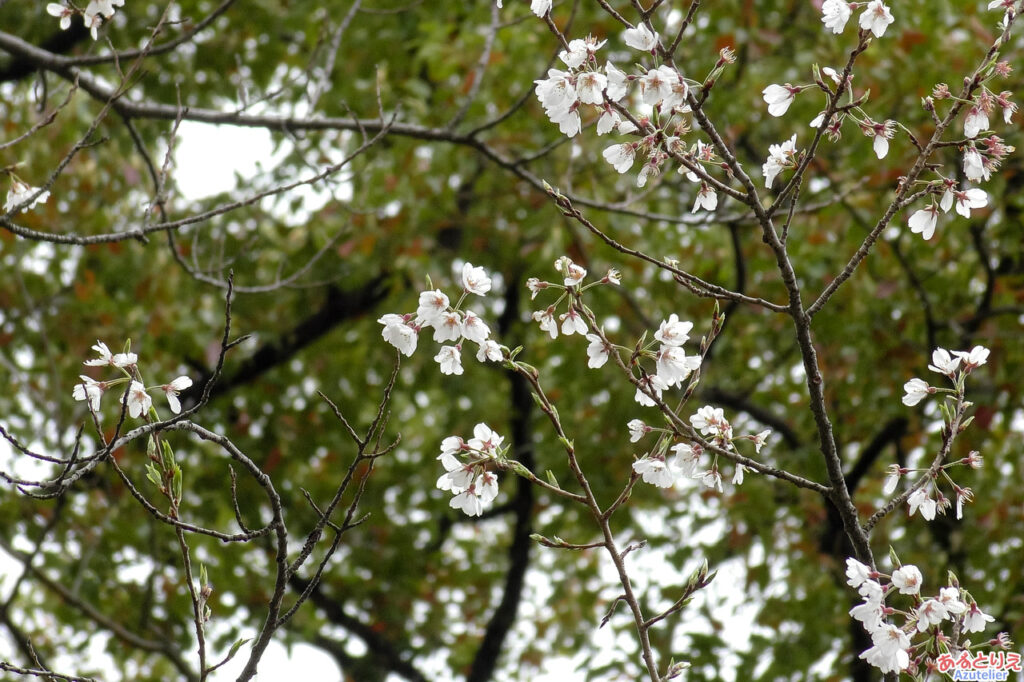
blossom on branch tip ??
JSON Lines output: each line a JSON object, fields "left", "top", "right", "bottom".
{"left": 461, "top": 263, "right": 492, "bottom": 296}
{"left": 751, "top": 429, "right": 771, "bottom": 453}
{"left": 655, "top": 345, "right": 701, "bottom": 387}
{"left": 530, "top": 0, "right": 552, "bottom": 17}
{"left": 84, "top": 340, "right": 137, "bottom": 368}
{"left": 161, "top": 376, "right": 193, "bottom": 414}
{"left": 468, "top": 423, "right": 504, "bottom": 455}
{"left": 952, "top": 345, "right": 989, "bottom": 371}
{"left": 883, "top": 464, "right": 902, "bottom": 495}
{"left": 859, "top": 1, "right": 894, "bottom": 38}
{"left": 927, "top": 348, "right": 960, "bottom": 376}
{"left": 622, "top": 24, "right": 658, "bottom": 52}
{"left": 963, "top": 146, "right": 988, "bottom": 182}
{"left": 820, "top": 0, "right": 852, "bottom": 34}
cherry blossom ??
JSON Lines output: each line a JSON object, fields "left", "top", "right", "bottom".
{"left": 858, "top": 1, "right": 894, "bottom": 38}
{"left": 963, "top": 146, "right": 987, "bottom": 182}
{"left": 655, "top": 345, "right": 700, "bottom": 387}
{"left": 908, "top": 487, "right": 937, "bottom": 521}
{"left": 908, "top": 204, "right": 939, "bottom": 240}
{"left": 378, "top": 314, "right": 418, "bottom": 357}
{"left": 927, "top": 348, "right": 961, "bottom": 376}
{"left": 604, "top": 62, "right": 629, "bottom": 101}
{"left": 433, "top": 311, "right": 464, "bottom": 343}
{"left": 634, "top": 375, "right": 668, "bottom": 407}
{"left": 865, "top": 119, "right": 895, "bottom": 159}
{"left": 950, "top": 187, "right": 983, "bottom": 216}
{"left": 671, "top": 442, "right": 701, "bottom": 477}
{"left": 751, "top": 429, "right": 771, "bottom": 453}
{"left": 4, "top": 180, "right": 51, "bottom": 214}
{"left": 468, "top": 422, "right": 504, "bottom": 455}
{"left": 461, "top": 263, "right": 492, "bottom": 295}
{"left": 691, "top": 184, "right": 717, "bottom": 213}
{"left": 622, "top": 24, "right": 658, "bottom": 52}
{"left": 72, "top": 376, "right": 105, "bottom": 412}
{"left": 858, "top": 624, "right": 910, "bottom": 674}
{"left": 963, "top": 602, "right": 995, "bottom": 633}
{"left": 532, "top": 307, "right": 559, "bottom": 339}
{"left": 559, "top": 309, "right": 588, "bottom": 336}
{"left": 161, "top": 376, "right": 193, "bottom": 414}
{"left": 654, "top": 314, "right": 692, "bottom": 346}
{"left": 953, "top": 345, "right": 989, "bottom": 371}
{"left": 126, "top": 381, "right": 153, "bottom": 419}
{"left": 84, "top": 340, "right": 137, "bottom": 368}
{"left": 602, "top": 143, "right": 636, "bottom": 174}
{"left": 476, "top": 340, "right": 503, "bottom": 362}
{"left": 525, "top": 278, "right": 548, "bottom": 299}
{"left": 46, "top": 3, "right": 74, "bottom": 30}
{"left": 820, "top": 0, "right": 852, "bottom": 34}
{"left": 697, "top": 468, "right": 723, "bottom": 492}
{"left": 576, "top": 71, "right": 608, "bottom": 105}
{"left": 434, "top": 345, "right": 464, "bottom": 376}
{"left": 416, "top": 289, "right": 450, "bottom": 327}
{"left": 585, "top": 333, "right": 611, "bottom": 368}
{"left": 556, "top": 257, "right": 587, "bottom": 286}
{"left": 964, "top": 105, "right": 990, "bottom": 139}
{"left": 596, "top": 110, "right": 620, "bottom": 135}
{"left": 891, "top": 565, "right": 923, "bottom": 595}
{"left": 627, "top": 419, "right": 648, "bottom": 443}
{"left": 845, "top": 558, "right": 874, "bottom": 589}
{"left": 632, "top": 454, "right": 675, "bottom": 488}
{"left": 530, "top": 0, "right": 551, "bottom": 17}
{"left": 882, "top": 464, "right": 902, "bottom": 494}
{"left": 762, "top": 134, "right": 798, "bottom": 188}
{"left": 762, "top": 84, "right": 797, "bottom": 117}
{"left": 901, "top": 377, "right": 931, "bottom": 406}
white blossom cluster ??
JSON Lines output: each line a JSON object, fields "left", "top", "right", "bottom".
{"left": 528, "top": 19, "right": 736, "bottom": 210}
{"left": 72, "top": 341, "right": 193, "bottom": 418}
{"left": 377, "top": 263, "right": 503, "bottom": 376}
{"left": 47, "top": 0, "right": 125, "bottom": 40}
{"left": 845, "top": 558, "right": 1005, "bottom": 676}
{"left": 436, "top": 423, "right": 505, "bottom": 516}
{"left": 629, "top": 407, "right": 771, "bottom": 492}
{"left": 889, "top": 346, "right": 990, "bottom": 521}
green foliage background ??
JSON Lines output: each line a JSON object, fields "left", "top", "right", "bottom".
{"left": 0, "top": 0, "right": 1022, "bottom": 680}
